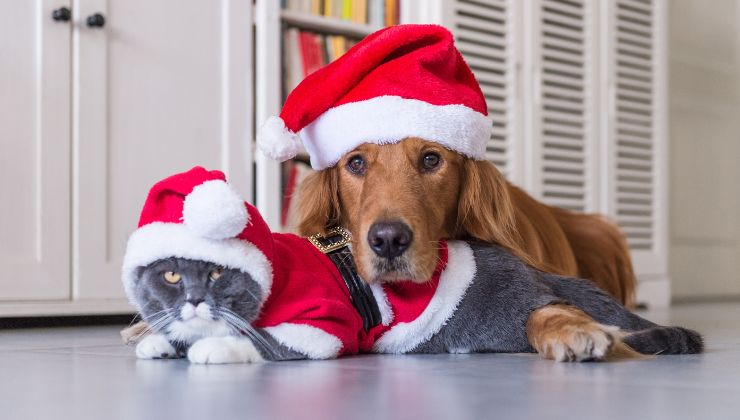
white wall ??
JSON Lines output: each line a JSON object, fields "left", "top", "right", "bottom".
{"left": 669, "top": 0, "right": 740, "bottom": 300}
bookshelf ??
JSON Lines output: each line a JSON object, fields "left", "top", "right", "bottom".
{"left": 254, "top": 0, "right": 400, "bottom": 230}
{"left": 280, "top": 9, "right": 381, "bottom": 38}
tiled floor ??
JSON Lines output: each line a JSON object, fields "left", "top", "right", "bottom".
{"left": 1, "top": 302, "right": 739, "bottom": 420}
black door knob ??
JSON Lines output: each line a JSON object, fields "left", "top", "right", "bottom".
{"left": 86, "top": 13, "right": 105, "bottom": 28}
{"left": 51, "top": 7, "right": 71, "bottom": 22}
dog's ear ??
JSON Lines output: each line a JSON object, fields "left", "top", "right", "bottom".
{"left": 456, "top": 159, "right": 520, "bottom": 251}
{"left": 296, "top": 167, "right": 341, "bottom": 236}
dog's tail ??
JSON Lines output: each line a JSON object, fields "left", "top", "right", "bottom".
{"left": 623, "top": 327, "right": 704, "bottom": 355}
{"left": 550, "top": 208, "right": 637, "bottom": 309}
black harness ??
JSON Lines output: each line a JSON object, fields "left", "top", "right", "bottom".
{"left": 308, "top": 227, "right": 382, "bottom": 331}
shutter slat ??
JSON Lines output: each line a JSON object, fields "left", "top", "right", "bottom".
{"left": 459, "top": 43, "right": 507, "bottom": 62}
{"left": 617, "top": 19, "right": 653, "bottom": 37}
{"left": 456, "top": 27, "right": 506, "bottom": 46}
{"left": 616, "top": 8, "right": 652, "bottom": 26}
{"left": 542, "top": 22, "right": 585, "bottom": 42}
{"left": 456, "top": 2, "right": 506, "bottom": 21}
{"left": 538, "top": 0, "right": 589, "bottom": 212}
{"left": 452, "top": 0, "right": 513, "bottom": 176}
{"left": 543, "top": 135, "right": 586, "bottom": 149}
{"left": 617, "top": 0, "right": 653, "bottom": 14}
{"left": 456, "top": 14, "right": 506, "bottom": 34}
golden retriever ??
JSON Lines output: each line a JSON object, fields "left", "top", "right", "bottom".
{"left": 294, "top": 138, "right": 638, "bottom": 359}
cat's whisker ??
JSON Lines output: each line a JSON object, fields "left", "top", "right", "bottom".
{"left": 217, "top": 307, "right": 277, "bottom": 359}
{"left": 143, "top": 309, "right": 176, "bottom": 336}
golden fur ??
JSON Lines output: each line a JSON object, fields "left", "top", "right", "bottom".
{"left": 526, "top": 304, "right": 642, "bottom": 361}
{"left": 296, "top": 137, "right": 636, "bottom": 306}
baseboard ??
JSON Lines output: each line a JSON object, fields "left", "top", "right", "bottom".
{"left": 0, "top": 299, "right": 135, "bottom": 318}
{"left": 636, "top": 274, "right": 672, "bottom": 309}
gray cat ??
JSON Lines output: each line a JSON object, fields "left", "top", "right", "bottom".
{"left": 129, "top": 242, "right": 702, "bottom": 364}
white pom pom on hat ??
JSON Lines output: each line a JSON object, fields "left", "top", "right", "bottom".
{"left": 256, "top": 116, "right": 303, "bottom": 162}
{"left": 182, "top": 180, "right": 249, "bottom": 240}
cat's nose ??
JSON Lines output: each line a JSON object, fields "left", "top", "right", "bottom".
{"left": 186, "top": 298, "right": 204, "bottom": 306}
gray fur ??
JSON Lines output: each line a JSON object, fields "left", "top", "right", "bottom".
{"left": 414, "top": 242, "right": 703, "bottom": 355}
{"left": 133, "top": 244, "right": 702, "bottom": 361}
{"left": 133, "top": 258, "right": 304, "bottom": 361}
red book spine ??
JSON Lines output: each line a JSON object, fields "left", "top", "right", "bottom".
{"left": 298, "top": 31, "right": 313, "bottom": 77}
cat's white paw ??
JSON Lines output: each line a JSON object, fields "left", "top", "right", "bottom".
{"left": 136, "top": 334, "right": 178, "bottom": 359}
{"left": 187, "top": 336, "right": 264, "bottom": 364}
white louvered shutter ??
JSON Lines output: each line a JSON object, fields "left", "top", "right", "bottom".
{"left": 530, "top": 0, "right": 597, "bottom": 212}
{"left": 448, "top": 0, "right": 517, "bottom": 179}
{"left": 604, "top": 0, "right": 667, "bottom": 275}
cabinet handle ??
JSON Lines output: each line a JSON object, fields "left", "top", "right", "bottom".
{"left": 86, "top": 13, "right": 106, "bottom": 28}
{"left": 51, "top": 7, "right": 71, "bottom": 22}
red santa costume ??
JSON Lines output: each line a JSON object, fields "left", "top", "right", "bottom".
{"left": 122, "top": 167, "right": 476, "bottom": 358}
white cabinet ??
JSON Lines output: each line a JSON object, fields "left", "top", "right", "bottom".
{"left": 0, "top": 1, "right": 72, "bottom": 301}
{"left": 0, "top": 1, "right": 253, "bottom": 315}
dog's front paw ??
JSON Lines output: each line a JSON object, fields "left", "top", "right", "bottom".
{"left": 136, "top": 334, "right": 178, "bottom": 359}
{"left": 187, "top": 336, "right": 264, "bottom": 364}
{"left": 542, "top": 324, "right": 619, "bottom": 362}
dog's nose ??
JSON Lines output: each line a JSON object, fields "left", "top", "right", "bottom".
{"left": 367, "top": 221, "right": 413, "bottom": 259}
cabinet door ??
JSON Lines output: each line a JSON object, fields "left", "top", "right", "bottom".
{"left": 73, "top": 0, "right": 253, "bottom": 300}
{"left": 0, "top": 1, "right": 72, "bottom": 300}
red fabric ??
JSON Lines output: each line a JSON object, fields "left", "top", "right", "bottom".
{"left": 137, "top": 167, "right": 226, "bottom": 228}
{"left": 280, "top": 24, "right": 487, "bottom": 133}
{"left": 136, "top": 166, "right": 275, "bottom": 262}
{"left": 254, "top": 234, "right": 449, "bottom": 355}
{"left": 238, "top": 202, "right": 276, "bottom": 265}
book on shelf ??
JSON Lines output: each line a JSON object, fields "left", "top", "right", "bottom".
{"left": 283, "top": 0, "right": 398, "bottom": 27}
{"left": 283, "top": 29, "right": 356, "bottom": 99}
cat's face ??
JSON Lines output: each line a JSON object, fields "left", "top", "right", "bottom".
{"left": 133, "top": 258, "right": 264, "bottom": 344}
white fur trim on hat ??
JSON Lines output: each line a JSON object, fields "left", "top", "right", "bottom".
{"left": 257, "top": 116, "right": 303, "bottom": 162}
{"left": 263, "top": 323, "right": 343, "bottom": 359}
{"left": 299, "top": 95, "right": 492, "bottom": 169}
{"left": 373, "top": 241, "right": 476, "bottom": 354}
{"left": 183, "top": 180, "right": 249, "bottom": 240}
{"left": 121, "top": 223, "right": 272, "bottom": 311}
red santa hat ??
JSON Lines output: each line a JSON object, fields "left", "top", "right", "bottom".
{"left": 257, "top": 24, "right": 491, "bottom": 170}
{"left": 121, "top": 167, "right": 274, "bottom": 308}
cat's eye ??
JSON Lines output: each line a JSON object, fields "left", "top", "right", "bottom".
{"left": 209, "top": 268, "right": 224, "bottom": 281}
{"left": 163, "top": 271, "right": 181, "bottom": 284}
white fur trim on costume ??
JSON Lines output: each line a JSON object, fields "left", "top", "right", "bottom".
{"left": 373, "top": 241, "right": 476, "bottom": 354}
{"left": 257, "top": 116, "right": 303, "bottom": 162}
{"left": 263, "top": 323, "right": 342, "bottom": 360}
{"left": 298, "top": 96, "right": 492, "bottom": 169}
{"left": 183, "top": 180, "right": 249, "bottom": 240}
{"left": 370, "top": 282, "right": 394, "bottom": 326}
{"left": 121, "top": 222, "right": 272, "bottom": 310}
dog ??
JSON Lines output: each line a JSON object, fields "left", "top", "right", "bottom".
{"left": 294, "top": 138, "right": 636, "bottom": 302}
{"left": 293, "top": 138, "right": 638, "bottom": 345}
{"left": 251, "top": 24, "right": 639, "bottom": 359}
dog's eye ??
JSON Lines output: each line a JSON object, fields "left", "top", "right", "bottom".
{"left": 346, "top": 155, "right": 366, "bottom": 175}
{"left": 422, "top": 152, "right": 441, "bottom": 170}
{"left": 163, "top": 271, "right": 181, "bottom": 284}
{"left": 209, "top": 268, "right": 223, "bottom": 281}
